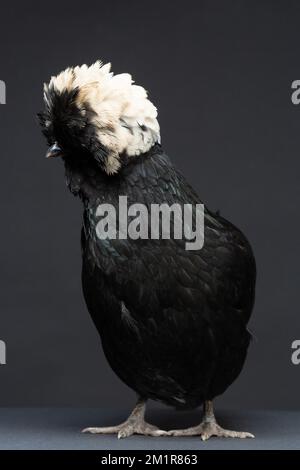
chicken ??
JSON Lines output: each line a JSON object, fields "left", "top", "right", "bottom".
{"left": 38, "top": 61, "right": 256, "bottom": 440}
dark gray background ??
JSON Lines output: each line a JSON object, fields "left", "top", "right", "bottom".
{"left": 0, "top": 0, "right": 299, "bottom": 412}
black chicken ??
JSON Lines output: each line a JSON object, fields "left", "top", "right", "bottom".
{"left": 39, "top": 61, "right": 256, "bottom": 440}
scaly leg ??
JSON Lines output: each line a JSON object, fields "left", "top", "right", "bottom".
{"left": 166, "top": 400, "right": 254, "bottom": 441}
{"left": 82, "top": 397, "right": 167, "bottom": 439}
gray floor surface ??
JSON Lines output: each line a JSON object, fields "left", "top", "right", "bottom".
{"left": 0, "top": 407, "right": 298, "bottom": 450}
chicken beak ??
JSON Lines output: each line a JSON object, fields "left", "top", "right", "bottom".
{"left": 46, "top": 142, "right": 63, "bottom": 159}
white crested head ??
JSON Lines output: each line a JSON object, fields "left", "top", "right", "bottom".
{"left": 43, "top": 60, "right": 160, "bottom": 174}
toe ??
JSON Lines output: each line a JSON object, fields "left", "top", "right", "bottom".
{"left": 82, "top": 427, "right": 100, "bottom": 434}
{"left": 137, "top": 424, "right": 168, "bottom": 437}
{"left": 118, "top": 427, "right": 134, "bottom": 439}
{"left": 236, "top": 431, "right": 255, "bottom": 439}
{"left": 82, "top": 425, "right": 121, "bottom": 435}
{"left": 218, "top": 429, "right": 255, "bottom": 439}
{"left": 164, "top": 427, "right": 201, "bottom": 437}
{"left": 167, "top": 430, "right": 185, "bottom": 437}
{"left": 147, "top": 429, "right": 168, "bottom": 437}
{"left": 201, "top": 425, "right": 255, "bottom": 440}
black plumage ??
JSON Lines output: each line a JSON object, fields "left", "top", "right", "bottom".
{"left": 39, "top": 63, "right": 256, "bottom": 439}
{"left": 77, "top": 146, "right": 255, "bottom": 410}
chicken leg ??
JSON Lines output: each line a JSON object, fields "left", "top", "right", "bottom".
{"left": 165, "top": 400, "right": 254, "bottom": 440}
{"left": 82, "top": 397, "right": 167, "bottom": 439}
